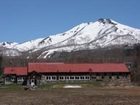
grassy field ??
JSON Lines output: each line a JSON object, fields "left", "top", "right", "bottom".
{"left": 0, "top": 84, "right": 140, "bottom": 105}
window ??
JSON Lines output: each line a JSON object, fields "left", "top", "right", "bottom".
{"left": 48, "top": 76, "right": 51, "bottom": 80}
{"left": 80, "top": 76, "right": 84, "bottom": 80}
{"left": 66, "top": 76, "right": 69, "bottom": 80}
{"left": 117, "top": 75, "right": 120, "bottom": 79}
{"left": 91, "top": 76, "right": 96, "bottom": 80}
{"left": 85, "top": 76, "right": 90, "bottom": 80}
{"left": 46, "top": 76, "right": 48, "bottom": 80}
{"left": 109, "top": 76, "right": 112, "bottom": 79}
{"left": 52, "top": 76, "right": 56, "bottom": 80}
{"left": 70, "top": 76, "right": 74, "bottom": 80}
{"left": 46, "top": 76, "right": 51, "bottom": 80}
{"left": 75, "top": 76, "right": 79, "bottom": 80}
{"left": 101, "top": 76, "right": 104, "bottom": 79}
{"left": 59, "top": 76, "right": 64, "bottom": 80}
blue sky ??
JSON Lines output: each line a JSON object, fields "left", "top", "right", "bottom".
{"left": 0, "top": 0, "right": 140, "bottom": 43}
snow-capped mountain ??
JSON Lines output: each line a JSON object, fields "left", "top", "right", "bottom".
{"left": 0, "top": 18, "right": 140, "bottom": 58}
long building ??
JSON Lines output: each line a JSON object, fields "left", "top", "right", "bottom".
{"left": 4, "top": 63, "right": 130, "bottom": 85}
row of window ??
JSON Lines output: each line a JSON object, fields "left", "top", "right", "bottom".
{"left": 44, "top": 75, "right": 128, "bottom": 81}
{"left": 45, "top": 76, "right": 90, "bottom": 81}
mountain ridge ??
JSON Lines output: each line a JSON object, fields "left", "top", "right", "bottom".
{"left": 0, "top": 18, "right": 140, "bottom": 58}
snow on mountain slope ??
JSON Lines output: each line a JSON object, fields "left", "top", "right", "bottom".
{"left": 14, "top": 38, "right": 44, "bottom": 51}
{"left": 10, "top": 23, "right": 87, "bottom": 52}
{"left": 0, "top": 18, "right": 140, "bottom": 58}
{"left": 0, "top": 42, "right": 18, "bottom": 48}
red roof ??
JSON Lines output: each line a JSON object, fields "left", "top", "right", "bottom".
{"left": 28, "top": 63, "right": 129, "bottom": 73}
{"left": 4, "top": 67, "right": 27, "bottom": 76}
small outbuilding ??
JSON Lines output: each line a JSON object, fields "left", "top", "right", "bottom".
{"left": 4, "top": 67, "right": 27, "bottom": 84}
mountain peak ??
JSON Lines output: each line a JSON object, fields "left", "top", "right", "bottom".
{"left": 97, "top": 18, "right": 117, "bottom": 25}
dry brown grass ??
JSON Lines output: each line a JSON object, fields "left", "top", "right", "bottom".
{"left": 0, "top": 87, "right": 140, "bottom": 105}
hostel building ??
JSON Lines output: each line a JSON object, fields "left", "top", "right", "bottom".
{"left": 4, "top": 63, "right": 130, "bottom": 85}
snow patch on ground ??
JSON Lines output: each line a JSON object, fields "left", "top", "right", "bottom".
{"left": 63, "top": 85, "right": 82, "bottom": 88}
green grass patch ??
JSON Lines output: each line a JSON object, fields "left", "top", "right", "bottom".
{"left": 0, "top": 84, "right": 23, "bottom": 91}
